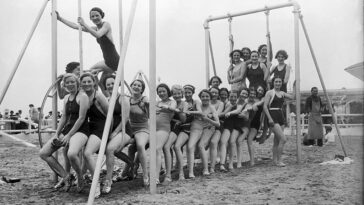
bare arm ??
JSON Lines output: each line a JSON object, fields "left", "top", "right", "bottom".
{"left": 263, "top": 91, "right": 274, "bottom": 124}
{"left": 186, "top": 100, "right": 204, "bottom": 116}
{"left": 55, "top": 96, "right": 68, "bottom": 137}
{"left": 283, "top": 80, "right": 296, "bottom": 100}
{"left": 227, "top": 64, "right": 233, "bottom": 84}
{"left": 284, "top": 64, "right": 291, "bottom": 84}
{"left": 78, "top": 18, "right": 110, "bottom": 39}
{"left": 96, "top": 91, "right": 109, "bottom": 115}
{"left": 226, "top": 104, "right": 244, "bottom": 117}
{"left": 111, "top": 96, "right": 131, "bottom": 136}
{"left": 56, "top": 12, "right": 86, "bottom": 31}
{"left": 202, "top": 106, "right": 220, "bottom": 127}
{"left": 261, "top": 63, "right": 269, "bottom": 82}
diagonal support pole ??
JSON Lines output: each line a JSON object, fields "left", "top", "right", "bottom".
{"left": 0, "top": 0, "right": 49, "bottom": 105}
{"left": 299, "top": 14, "right": 347, "bottom": 156}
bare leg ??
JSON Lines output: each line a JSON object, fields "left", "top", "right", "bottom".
{"left": 219, "top": 129, "right": 231, "bottom": 171}
{"left": 209, "top": 130, "right": 221, "bottom": 173}
{"left": 39, "top": 135, "right": 67, "bottom": 178}
{"left": 83, "top": 135, "right": 101, "bottom": 177}
{"left": 67, "top": 133, "right": 88, "bottom": 190}
{"left": 246, "top": 128, "right": 257, "bottom": 166}
{"left": 228, "top": 129, "right": 240, "bottom": 170}
{"left": 174, "top": 132, "right": 189, "bottom": 180}
{"left": 163, "top": 132, "right": 177, "bottom": 181}
{"left": 156, "top": 130, "right": 169, "bottom": 184}
{"left": 198, "top": 127, "right": 214, "bottom": 175}
{"left": 187, "top": 129, "right": 202, "bottom": 178}
{"left": 134, "top": 132, "right": 149, "bottom": 185}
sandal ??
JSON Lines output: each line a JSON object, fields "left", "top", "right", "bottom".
{"left": 219, "top": 165, "right": 227, "bottom": 172}
{"left": 102, "top": 180, "right": 112, "bottom": 194}
{"left": 54, "top": 178, "right": 66, "bottom": 190}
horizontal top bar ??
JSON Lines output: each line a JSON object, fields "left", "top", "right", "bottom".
{"left": 206, "top": 2, "right": 298, "bottom": 23}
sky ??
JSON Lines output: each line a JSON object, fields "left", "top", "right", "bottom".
{"left": 0, "top": 0, "right": 363, "bottom": 115}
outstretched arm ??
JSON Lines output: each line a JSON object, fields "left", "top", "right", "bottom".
{"left": 78, "top": 18, "right": 110, "bottom": 38}
{"left": 56, "top": 12, "right": 86, "bottom": 31}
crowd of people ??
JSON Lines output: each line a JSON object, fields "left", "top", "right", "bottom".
{"left": 37, "top": 7, "right": 301, "bottom": 198}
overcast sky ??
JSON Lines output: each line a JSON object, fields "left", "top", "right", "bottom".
{"left": 0, "top": 0, "right": 362, "bottom": 114}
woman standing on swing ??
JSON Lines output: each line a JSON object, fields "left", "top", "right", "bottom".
{"left": 56, "top": 7, "right": 119, "bottom": 92}
{"left": 227, "top": 49, "right": 247, "bottom": 94}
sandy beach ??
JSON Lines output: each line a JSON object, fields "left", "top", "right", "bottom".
{"left": 0, "top": 132, "right": 362, "bottom": 204}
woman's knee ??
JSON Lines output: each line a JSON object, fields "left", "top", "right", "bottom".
{"left": 67, "top": 150, "right": 79, "bottom": 161}
{"left": 39, "top": 148, "right": 49, "bottom": 160}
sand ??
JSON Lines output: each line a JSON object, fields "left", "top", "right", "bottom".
{"left": 0, "top": 132, "right": 362, "bottom": 204}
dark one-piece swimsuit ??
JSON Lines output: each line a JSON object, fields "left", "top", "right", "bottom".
{"left": 96, "top": 33, "right": 120, "bottom": 71}
{"left": 88, "top": 92, "right": 106, "bottom": 139}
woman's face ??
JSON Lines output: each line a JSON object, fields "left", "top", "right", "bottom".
{"left": 251, "top": 52, "right": 259, "bottom": 63}
{"left": 242, "top": 49, "right": 250, "bottom": 61}
{"left": 232, "top": 52, "right": 241, "bottom": 63}
{"left": 249, "top": 90, "right": 256, "bottom": 99}
{"left": 229, "top": 93, "right": 238, "bottom": 104}
{"left": 273, "top": 78, "right": 283, "bottom": 89}
{"left": 219, "top": 90, "right": 228, "bottom": 102}
{"left": 200, "top": 92, "right": 211, "bottom": 105}
{"left": 81, "top": 76, "right": 95, "bottom": 92}
{"left": 105, "top": 78, "right": 115, "bottom": 94}
{"left": 131, "top": 81, "right": 143, "bottom": 95}
{"left": 209, "top": 88, "right": 219, "bottom": 100}
{"left": 90, "top": 11, "right": 103, "bottom": 25}
{"left": 157, "top": 87, "right": 169, "bottom": 100}
{"left": 64, "top": 77, "right": 78, "bottom": 93}
{"left": 260, "top": 46, "right": 267, "bottom": 57}
{"left": 277, "top": 54, "right": 285, "bottom": 63}
{"left": 211, "top": 78, "right": 220, "bottom": 88}
{"left": 257, "top": 86, "right": 265, "bottom": 98}
{"left": 172, "top": 89, "right": 183, "bottom": 102}
{"left": 184, "top": 89, "right": 193, "bottom": 101}
{"left": 239, "top": 90, "right": 249, "bottom": 100}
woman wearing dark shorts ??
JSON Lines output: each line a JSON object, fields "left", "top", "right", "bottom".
{"left": 80, "top": 73, "right": 109, "bottom": 197}
{"left": 39, "top": 73, "right": 89, "bottom": 192}
{"left": 263, "top": 76, "right": 295, "bottom": 167}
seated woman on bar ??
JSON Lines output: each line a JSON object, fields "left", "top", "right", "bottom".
{"left": 56, "top": 62, "right": 81, "bottom": 100}
{"left": 56, "top": 7, "right": 119, "bottom": 93}
{"left": 39, "top": 73, "right": 89, "bottom": 192}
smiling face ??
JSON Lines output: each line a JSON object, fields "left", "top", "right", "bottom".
{"left": 219, "top": 90, "right": 228, "bottom": 102}
{"left": 199, "top": 91, "right": 211, "bottom": 105}
{"left": 105, "top": 77, "right": 115, "bottom": 94}
{"left": 90, "top": 11, "right": 103, "bottom": 25}
{"left": 256, "top": 86, "right": 265, "bottom": 98}
{"left": 260, "top": 46, "right": 267, "bottom": 57}
{"left": 172, "top": 89, "right": 183, "bottom": 102}
{"left": 157, "top": 86, "right": 169, "bottom": 100}
{"left": 239, "top": 89, "right": 249, "bottom": 100}
{"left": 232, "top": 51, "right": 241, "bottom": 63}
{"left": 184, "top": 88, "right": 193, "bottom": 101}
{"left": 211, "top": 78, "right": 220, "bottom": 88}
{"left": 81, "top": 76, "right": 95, "bottom": 92}
{"left": 242, "top": 49, "right": 251, "bottom": 61}
{"left": 251, "top": 52, "right": 259, "bottom": 63}
{"left": 277, "top": 54, "right": 285, "bottom": 63}
{"left": 229, "top": 92, "right": 238, "bottom": 105}
{"left": 209, "top": 87, "right": 219, "bottom": 100}
{"left": 273, "top": 77, "right": 283, "bottom": 90}
{"left": 64, "top": 76, "right": 78, "bottom": 94}
{"left": 131, "top": 80, "right": 143, "bottom": 95}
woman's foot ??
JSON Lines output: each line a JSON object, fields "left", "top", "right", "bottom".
{"left": 178, "top": 173, "right": 185, "bottom": 180}
{"left": 228, "top": 164, "right": 234, "bottom": 171}
{"left": 202, "top": 170, "right": 210, "bottom": 176}
{"left": 219, "top": 165, "right": 227, "bottom": 172}
{"left": 162, "top": 176, "right": 172, "bottom": 185}
{"left": 143, "top": 176, "right": 150, "bottom": 187}
{"left": 275, "top": 162, "right": 286, "bottom": 167}
{"left": 63, "top": 174, "right": 74, "bottom": 192}
{"left": 209, "top": 168, "right": 215, "bottom": 174}
{"left": 236, "top": 162, "right": 242, "bottom": 169}
{"left": 95, "top": 182, "right": 101, "bottom": 198}
{"left": 101, "top": 180, "right": 112, "bottom": 194}
{"left": 188, "top": 174, "right": 195, "bottom": 179}
{"left": 54, "top": 178, "right": 66, "bottom": 190}
{"left": 76, "top": 177, "right": 86, "bottom": 193}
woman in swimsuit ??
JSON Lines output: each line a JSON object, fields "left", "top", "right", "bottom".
{"left": 241, "top": 47, "right": 252, "bottom": 64}
{"left": 224, "top": 88, "right": 251, "bottom": 170}
{"left": 163, "top": 85, "right": 186, "bottom": 183}
{"left": 78, "top": 73, "right": 108, "bottom": 197}
{"left": 227, "top": 50, "right": 247, "bottom": 94}
{"left": 257, "top": 44, "right": 272, "bottom": 71}
{"left": 246, "top": 85, "right": 266, "bottom": 166}
{"left": 174, "top": 84, "right": 197, "bottom": 180}
{"left": 129, "top": 79, "right": 150, "bottom": 186}
{"left": 269, "top": 50, "right": 291, "bottom": 92}
{"left": 102, "top": 75, "right": 133, "bottom": 194}
{"left": 246, "top": 51, "right": 269, "bottom": 90}
{"left": 56, "top": 7, "right": 119, "bottom": 92}
{"left": 263, "top": 76, "right": 295, "bottom": 167}
{"left": 207, "top": 87, "right": 224, "bottom": 173}
{"left": 39, "top": 73, "right": 89, "bottom": 192}
{"left": 187, "top": 89, "right": 220, "bottom": 178}
{"left": 209, "top": 76, "right": 222, "bottom": 89}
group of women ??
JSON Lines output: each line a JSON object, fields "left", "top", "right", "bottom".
{"left": 39, "top": 6, "right": 296, "bottom": 198}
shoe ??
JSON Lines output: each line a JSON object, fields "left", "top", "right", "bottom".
{"left": 276, "top": 162, "right": 286, "bottom": 167}
{"left": 163, "top": 176, "right": 172, "bottom": 184}
{"left": 209, "top": 168, "right": 215, "bottom": 174}
{"left": 95, "top": 182, "right": 101, "bottom": 198}
{"left": 101, "top": 179, "right": 112, "bottom": 194}
{"left": 76, "top": 177, "right": 86, "bottom": 193}
{"left": 236, "top": 163, "right": 242, "bottom": 169}
{"left": 188, "top": 174, "right": 195, "bottom": 179}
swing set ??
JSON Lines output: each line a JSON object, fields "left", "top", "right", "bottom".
{"left": 203, "top": 1, "right": 347, "bottom": 163}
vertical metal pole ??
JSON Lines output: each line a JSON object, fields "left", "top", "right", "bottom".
{"left": 87, "top": 0, "right": 138, "bottom": 204}
{"left": 293, "top": 5, "right": 302, "bottom": 163}
{"left": 0, "top": 0, "right": 49, "bottom": 104}
{"left": 78, "top": 0, "right": 83, "bottom": 73}
{"left": 265, "top": 9, "right": 272, "bottom": 62}
{"left": 51, "top": 0, "right": 59, "bottom": 183}
{"left": 299, "top": 14, "right": 347, "bottom": 156}
{"left": 149, "top": 0, "right": 157, "bottom": 194}
{"left": 208, "top": 31, "right": 217, "bottom": 76}
{"left": 204, "top": 21, "right": 210, "bottom": 87}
